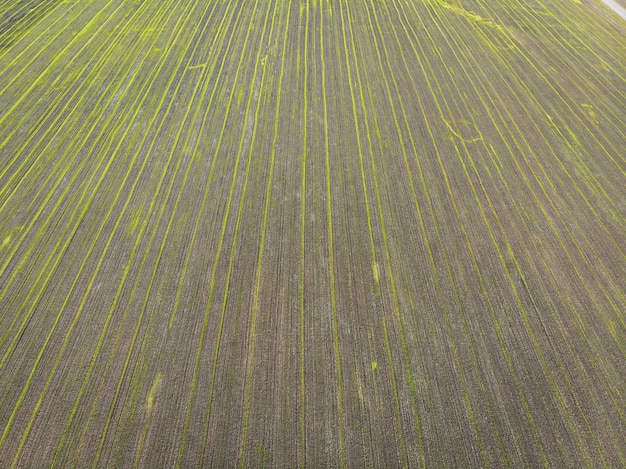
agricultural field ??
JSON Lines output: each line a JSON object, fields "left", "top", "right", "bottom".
{"left": 0, "top": 0, "right": 625, "bottom": 467}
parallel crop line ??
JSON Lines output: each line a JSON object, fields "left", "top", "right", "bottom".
{"left": 424, "top": 0, "right": 624, "bottom": 440}
{"left": 405, "top": 0, "right": 626, "bottom": 344}
{"left": 0, "top": 0, "right": 138, "bottom": 283}
{"left": 299, "top": 1, "right": 309, "bottom": 465}
{"left": 388, "top": 0, "right": 549, "bottom": 464}
{"left": 0, "top": 0, "right": 101, "bottom": 89}
{"left": 362, "top": 0, "right": 498, "bottom": 465}
{"left": 0, "top": 0, "right": 60, "bottom": 47}
{"left": 0, "top": 0, "right": 170, "bottom": 357}
{"left": 0, "top": 0, "right": 208, "bottom": 457}
{"left": 484, "top": 0, "right": 626, "bottom": 137}
{"left": 0, "top": 0, "right": 122, "bottom": 149}
{"left": 467, "top": 0, "right": 626, "bottom": 233}
{"left": 485, "top": 142, "right": 626, "bottom": 424}
{"left": 168, "top": 7, "right": 253, "bottom": 458}
{"left": 45, "top": 46, "right": 198, "bottom": 469}
{"left": 0, "top": 0, "right": 186, "bottom": 361}
{"left": 416, "top": 7, "right": 600, "bottom": 462}
{"left": 128, "top": 1, "right": 246, "bottom": 465}
{"left": 471, "top": 2, "right": 626, "bottom": 173}
{"left": 417, "top": 0, "right": 626, "bottom": 340}
{"left": 240, "top": 2, "right": 288, "bottom": 463}
{"left": 172, "top": 0, "right": 268, "bottom": 464}
{"left": 404, "top": 0, "right": 622, "bottom": 462}
{"left": 87, "top": 4, "right": 236, "bottom": 466}
{"left": 340, "top": 1, "right": 426, "bottom": 466}
{"left": 416, "top": 0, "right": 621, "bottom": 393}
{"left": 165, "top": 0, "right": 248, "bottom": 332}
{"left": 320, "top": 3, "right": 346, "bottom": 466}
{"left": 0, "top": 0, "right": 154, "bottom": 212}
{"left": 555, "top": 0, "right": 626, "bottom": 66}
{"left": 50, "top": 0, "right": 238, "bottom": 464}
{"left": 1, "top": 0, "right": 623, "bottom": 466}
{"left": 207, "top": 12, "right": 272, "bottom": 465}
{"left": 84, "top": 0, "right": 246, "bottom": 463}
{"left": 0, "top": 0, "right": 59, "bottom": 48}
{"left": 0, "top": 3, "right": 164, "bottom": 344}
{"left": 0, "top": 0, "right": 22, "bottom": 12}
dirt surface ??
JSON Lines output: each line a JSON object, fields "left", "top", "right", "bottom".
{"left": 1, "top": 0, "right": 625, "bottom": 467}
{"left": 612, "top": 0, "right": 626, "bottom": 9}
{"left": 601, "top": 0, "right": 626, "bottom": 19}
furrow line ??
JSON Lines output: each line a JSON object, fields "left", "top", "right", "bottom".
{"left": 407, "top": 0, "right": 626, "bottom": 353}
{"left": 361, "top": 0, "right": 497, "bottom": 465}
{"left": 0, "top": 0, "right": 164, "bottom": 294}
{"left": 320, "top": 3, "right": 346, "bottom": 466}
{"left": 172, "top": 0, "right": 268, "bottom": 464}
{"left": 403, "top": 0, "right": 622, "bottom": 462}
{"left": 0, "top": 0, "right": 212, "bottom": 455}
{"left": 239, "top": 3, "right": 285, "bottom": 463}
{"left": 340, "top": 1, "right": 423, "bottom": 466}
{"left": 0, "top": 0, "right": 123, "bottom": 139}
{"left": 299, "top": 1, "right": 309, "bottom": 465}
{"left": 0, "top": 0, "right": 192, "bottom": 360}
{"left": 0, "top": 0, "right": 160, "bottom": 210}
{"left": 388, "top": 0, "right": 550, "bottom": 464}
{"left": 49, "top": 0, "right": 237, "bottom": 463}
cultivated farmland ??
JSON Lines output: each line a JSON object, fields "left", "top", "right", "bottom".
{"left": 0, "top": 0, "right": 625, "bottom": 467}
